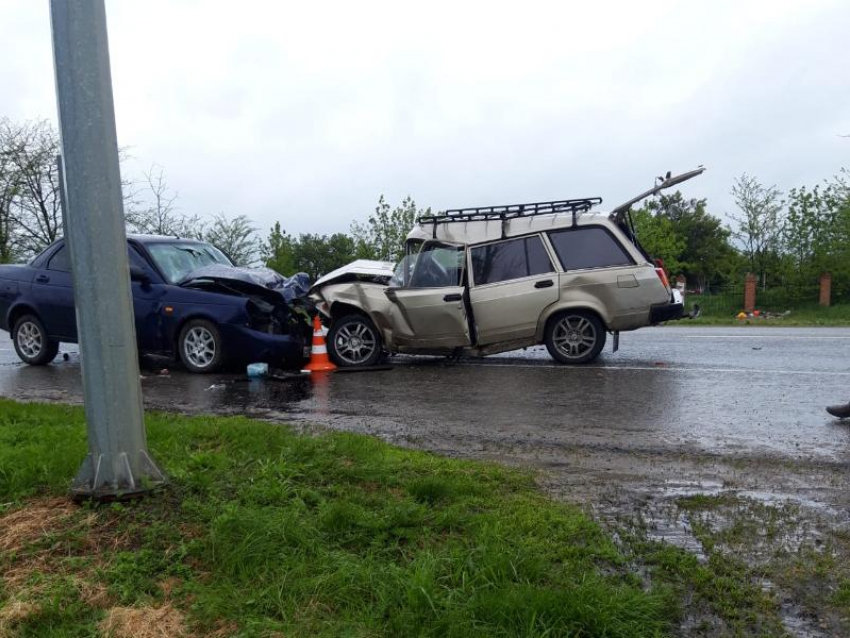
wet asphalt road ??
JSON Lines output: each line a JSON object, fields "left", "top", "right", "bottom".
{"left": 1, "top": 326, "right": 848, "bottom": 463}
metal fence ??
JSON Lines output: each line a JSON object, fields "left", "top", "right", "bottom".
{"left": 688, "top": 284, "right": 821, "bottom": 316}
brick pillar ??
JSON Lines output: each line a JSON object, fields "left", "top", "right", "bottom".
{"left": 744, "top": 273, "right": 757, "bottom": 313}
{"left": 819, "top": 272, "right": 832, "bottom": 307}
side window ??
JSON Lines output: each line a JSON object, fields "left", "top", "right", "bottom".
{"left": 548, "top": 227, "right": 634, "bottom": 271}
{"left": 471, "top": 236, "right": 553, "bottom": 286}
{"left": 47, "top": 246, "right": 71, "bottom": 272}
{"left": 128, "top": 246, "right": 148, "bottom": 268}
{"left": 408, "top": 243, "right": 465, "bottom": 288}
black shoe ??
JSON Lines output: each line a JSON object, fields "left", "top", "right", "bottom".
{"left": 826, "top": 403, "right": 850, "bottom": 419}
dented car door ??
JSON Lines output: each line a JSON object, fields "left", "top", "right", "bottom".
{"left": 385, "top": 241, "right": 471, "bottom": 349}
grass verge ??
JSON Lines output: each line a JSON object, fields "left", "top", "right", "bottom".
{"left": 673, "top": 302, "right": 850, "bottom": 327}
{"left": 0, "top": 399, "right": 674, "bottom": 637}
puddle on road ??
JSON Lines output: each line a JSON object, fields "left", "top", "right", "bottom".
{"left": 587, "top": 478, "right": 847, "bottom": 638}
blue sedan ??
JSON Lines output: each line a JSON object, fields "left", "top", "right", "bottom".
{"left": 0, "top": 235, "right": 311, "bottom": 373}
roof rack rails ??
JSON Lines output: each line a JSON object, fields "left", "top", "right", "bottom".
{"left": 417, "top": 197, "right": 602, "bottom": 239}
{"left": 418, "top": 197, "right": 601, "bottom": 225}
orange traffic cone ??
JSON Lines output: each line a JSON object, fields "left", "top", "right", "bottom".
{"left": 303, "top": 316, "right": 337, "bottom": 373}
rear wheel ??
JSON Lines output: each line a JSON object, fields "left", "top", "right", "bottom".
{"left": 327, "top": 314, "right": 382, "bottom": 367}
{"left": 12, "top": 314, "right": 59, "bottom": 366}
{"left": 545, "top": 310, "right": 606, "bottom": 364}
{"left": 178, "top": 319, "right": 224, "bottom": 373}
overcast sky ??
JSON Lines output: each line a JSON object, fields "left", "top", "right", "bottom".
{"left": 1, "top": 0, "right": 848, "bottom": 237}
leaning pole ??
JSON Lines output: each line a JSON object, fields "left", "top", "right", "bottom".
{"left": 50, "top": 0, "right": 166, "bottom": 499}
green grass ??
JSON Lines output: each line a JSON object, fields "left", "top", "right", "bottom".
{"left": 675, "top": 301, "right": 850, "bottom": 326}
{"left": 0, "top": 399, "right": 674, "bottom": 637}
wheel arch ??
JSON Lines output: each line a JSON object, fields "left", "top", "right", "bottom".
{"left": 7, "top": 303, "right": 42, "bottom": 336}
{"left": 535, "top": 302, "right": 610, "bottom": 342}
{"left": 330, "top": 301, "right": 374, "bottom": 322}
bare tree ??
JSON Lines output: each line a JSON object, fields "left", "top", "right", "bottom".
{"left": 0, "top": 120, "right": 21, "bottom": 263}
{"left": 1, "top": 119, "right": 63, "bottom": 256}
{"left": 729, "top": 174, "right": 784, "bottom": 288}
{"left": 204, "top": 213, "right": 258, "bottom": 265}
{"left": 125, "top": 164, "right": 205, "bottom": 239}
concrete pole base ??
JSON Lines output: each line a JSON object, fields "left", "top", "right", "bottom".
{"left": 70, "top": 450, "right": 167, "bottom": 501}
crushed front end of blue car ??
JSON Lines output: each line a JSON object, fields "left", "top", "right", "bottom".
{"left": 178, "top": 266, "right": 314, "bottom": 368}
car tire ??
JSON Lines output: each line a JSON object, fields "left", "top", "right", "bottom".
{"left": 12, "top": 314, "right": 59, "bottom": 366}
{"left": 327, "top": 314, "right": 383, "bottom": 368}
{"left": 544, "top": 310, "right": 607, "bottom": 365}
{"left": 178, "top": 319, "right": 224, "bottom": 373}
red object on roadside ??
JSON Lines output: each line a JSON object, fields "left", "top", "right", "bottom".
{"left": 303, "top": 316, "right": 337, "bottom": 372}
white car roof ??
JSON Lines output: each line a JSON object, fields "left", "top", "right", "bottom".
{"left": 406, "top": 210, "right": 619, "bottom": 246}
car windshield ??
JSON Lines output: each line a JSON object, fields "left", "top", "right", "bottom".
{"left": 389, "top": 242, "right": 464, "bottom": 288}
{"left": 146, "top": 242, "right": 232, "bottom": 284}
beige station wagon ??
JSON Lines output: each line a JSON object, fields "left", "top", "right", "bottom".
{"left": 311, "top": 169, "right": 703, "bottom": 367}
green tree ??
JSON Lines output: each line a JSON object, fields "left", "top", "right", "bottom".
{"left": 1, "top": 119, "right": 63, "bottom": 257}
{"left": 730, "top": 174, "right": 784, "bottom": 288}
{"left": 636, "top": 192, "right": 738, "bottom": 289}
{"left": 630, "top": 207, "right": 685, "bottom": 274}
{"left": 205, "top": 213, "right": 258, "bottom": 266}
{"left": 260, "top": 222, "right": 297, "bottom": 274}
{"left": 783, "top": 172, "right": 850, "bottom": 288}
{"left": 351, "top": 195, "right": 429, "bottom": 262}
{"left": 0, "top": 121, "right": 21, "bottom": 263}
{"left": 290, "top": 233, "right": 358, "bottom": 281}
{"left": 260, "top": 224, "right": 359, "bottom": 280}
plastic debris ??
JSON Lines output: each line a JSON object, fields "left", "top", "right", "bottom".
{"left": 246, "top": 362, "right": 269, "bottom": 378}
{"left": 158, "top": 368, "right": 170, "bottom": 376}
{"left": 736, "top": 311, "right": 747, "bottom": 320}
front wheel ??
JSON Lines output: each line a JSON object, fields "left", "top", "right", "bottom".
{"left": 12, "top": 315, "right": 60, "bottom": 366}
{"left": 544, "top": 310, "right": 606, "bottom": 364}
{"left": 327, "top": 314, "right": 382, "bottom": 367}
{"left": 178, "top": 319, "right": 224, "bottom": 373}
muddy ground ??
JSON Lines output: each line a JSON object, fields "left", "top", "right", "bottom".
{"left": 2, "top": 326, "right": 850, "bottom": 636}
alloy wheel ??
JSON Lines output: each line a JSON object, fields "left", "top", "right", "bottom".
{"left": 552, "top": 315, "right": 597, "bottom": 360}
{"left": 183, "top": 325, "right": 216, "bottom": 369}
{"left": 16, "top": 321, "right": 43, "bottom": 359}
{"left": 333, "top": 322, "right": 378, "bottom": 365}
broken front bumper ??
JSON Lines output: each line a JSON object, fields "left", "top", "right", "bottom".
{"left": 649, "top": 290, "right": 685, "bottom": 324}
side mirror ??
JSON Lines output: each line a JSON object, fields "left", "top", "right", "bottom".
{"left": 129, "top": 265, "right": 150, "bottom": 283}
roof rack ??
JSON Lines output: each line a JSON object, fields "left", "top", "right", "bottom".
{"left": 417, "top": 197, "right": 602, "bottom": 239}
{"left": 418, "top": 197, "right": 601, "bottom": 225}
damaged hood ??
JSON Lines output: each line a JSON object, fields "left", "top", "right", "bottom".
{"left": 180, "top": 265, "right": 311, "bottom": 304}
{"left": 311, "top": 259, "right": 396, "bottom": 290}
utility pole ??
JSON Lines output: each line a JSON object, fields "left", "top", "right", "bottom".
{"left": 50, "top": 0, "right": 165, "bottom": 499}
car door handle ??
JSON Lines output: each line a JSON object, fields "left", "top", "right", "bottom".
{"left": 534, "top": 279, "right": 554, "bottom": 289}
{"left": 35, "top": 274, "right": 50, "bottom": 284}
{"left": 443, "top": 293, "right": 462, "bottom": 302}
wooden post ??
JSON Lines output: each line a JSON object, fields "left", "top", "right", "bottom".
{"left": 744, "top": 273, "right": 757, "bottom": 313}
{"left": 819, "top": 272, "right": 832, "bottom": 307}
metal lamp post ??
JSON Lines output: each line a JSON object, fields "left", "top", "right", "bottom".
{"left": 50, "top": 0, "right": 165, "bottom": 499}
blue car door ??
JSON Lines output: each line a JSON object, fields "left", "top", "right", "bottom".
{"left": 129, "top": 246, "right": 168, "bottom": 353}
{"left": 30, "top": 243, "right": 77, "bottom": 340}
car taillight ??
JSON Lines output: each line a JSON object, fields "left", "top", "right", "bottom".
{"left": 655, "top": 267, "right": 670, "bottom": 290}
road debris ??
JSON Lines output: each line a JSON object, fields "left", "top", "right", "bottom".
{"left": 246, "top": 363, "right": 269, "bottom": 378}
